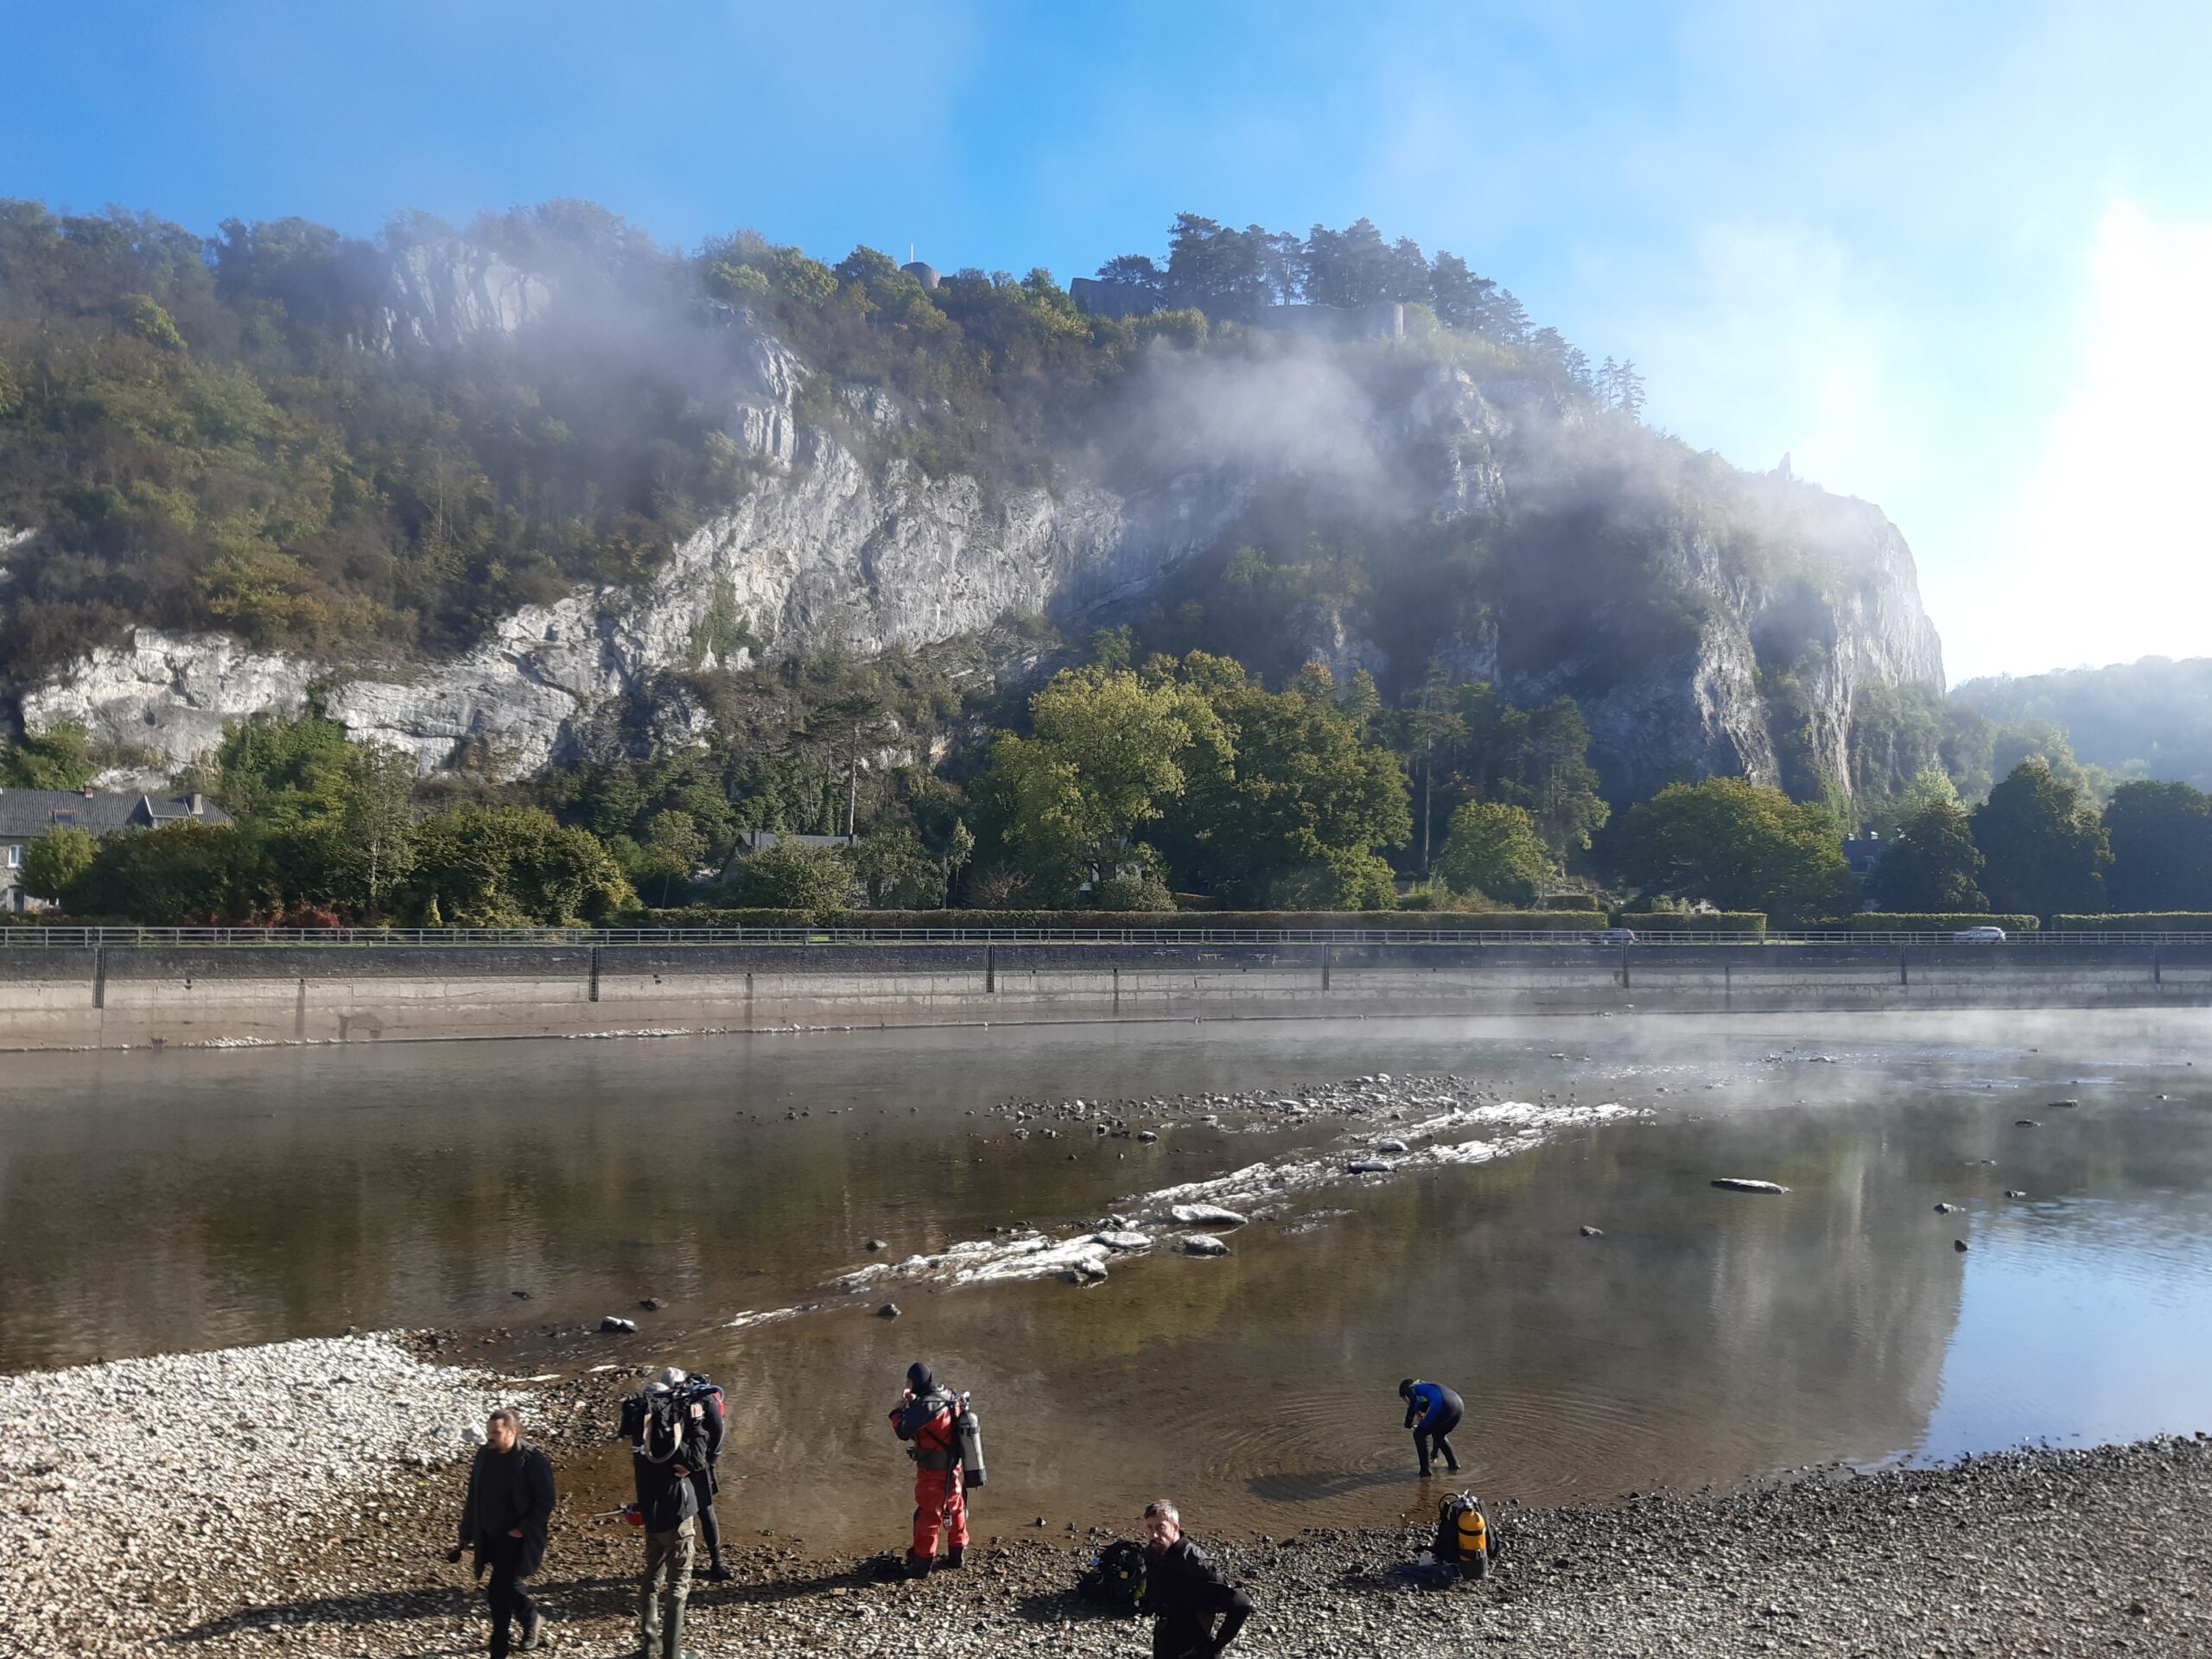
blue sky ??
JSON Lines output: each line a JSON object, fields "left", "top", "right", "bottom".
{"left": 7, "top": 0, "right": 2211, "bottom": 681}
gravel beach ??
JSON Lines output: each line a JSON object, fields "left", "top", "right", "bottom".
{"left": 3, "top": 1332, "right": 2205, "bottom": 1657}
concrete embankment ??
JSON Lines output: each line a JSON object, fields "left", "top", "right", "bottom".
{"left": 1, "top": 939, "right": 2208, "bottom": 1051}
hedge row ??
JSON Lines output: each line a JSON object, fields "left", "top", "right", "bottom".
{"left": 1619, "top": 912, "right": 1766, "bottom": 934}
{"left": 1836, "top": 913, "right": 2040, "bottom": 932}
{"left": 637, "top": 907, "right": 1610, "bottom": 931}
{"left": 2052, "top": 913, "right": 2212, "bottom": 931}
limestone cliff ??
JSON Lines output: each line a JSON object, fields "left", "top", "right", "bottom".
{"left": 19, "top": 246, "right": 1943, "bottom": 797}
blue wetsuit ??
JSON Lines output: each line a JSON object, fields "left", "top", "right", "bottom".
{"left": 1402, "top": 1382, "right": 1464, "bottom": 1475}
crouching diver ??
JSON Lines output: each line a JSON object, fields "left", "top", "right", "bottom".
{"left": 1399, "top": 1377, "right": 1464, "bottom": 1478}
{"left": 1143, "top": 1498, "right": 1253, "bottom": 1659}
{"left": 889, "top": 1361, "right": 969, "bottom": 1577}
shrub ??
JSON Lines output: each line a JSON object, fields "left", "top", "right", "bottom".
{"left": 634, "top": 906, "right": 1607, "bottom": 931}
{"left": 1836, "top": 912, "right": 2039, "bottom": 932}
{"left": 2050, "top": 913, "right": 2212, "bottom": 931}
{"left": 1619, "top": 912, "right": 1766, "bottom": 934}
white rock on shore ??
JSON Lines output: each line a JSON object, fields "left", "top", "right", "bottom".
{"left": 0, "top": 1333, "right": 524, "bottom": 1658}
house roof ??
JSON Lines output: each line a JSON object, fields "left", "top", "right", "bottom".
{"left": 0, "top": 789, "right": 232, "bottom": 839}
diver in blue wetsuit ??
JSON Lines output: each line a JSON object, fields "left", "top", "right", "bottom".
{"left": 1398, "top": 1378, "right": 1464, "bottom": 1478}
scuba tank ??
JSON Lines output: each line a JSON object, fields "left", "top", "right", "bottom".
{"left": 956, "top": 1392, "right": 987, "bottom": 1489}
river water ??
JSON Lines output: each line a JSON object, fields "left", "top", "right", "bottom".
{"left": 4, "top": 1009, "right": 2210, "bottom": 1554}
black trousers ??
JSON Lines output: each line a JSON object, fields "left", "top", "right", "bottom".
{"left": 1154, "top": 1613, "right": 1217, "bottom": 1659}
{"left": 482, "top": 1534, "right": 535, "bottom": 1657}
{"left": 1415, "top": 1404, "right": 1463, "bottom": 1473}
{"left": 690, "top": 1465, "right": 721, "bottom": 1564}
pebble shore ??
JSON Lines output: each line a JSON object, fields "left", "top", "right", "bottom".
{"left": 3, "top": 1330, "right": 2205, "bottom": 1657}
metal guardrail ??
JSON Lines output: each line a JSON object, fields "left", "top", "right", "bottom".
{"left": 3, "top": 925, "right": 2212, "bottom": 948}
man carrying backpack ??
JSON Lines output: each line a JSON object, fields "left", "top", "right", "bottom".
{"left": 1399, "top": 1377, "right": 1464, "bottom": 1478}
{"left": 646, "top": 1368, "right": 731, "bottom": 1582}
{"left": 888, "top": 1361, "right": 968, "bottom": 1578}
{"left": 631, "top": 1381, "right": 701, "bottom": 1659}
{"left": 452, "top": 1407, "right": 556, "bottom": 1657}
{"left": 1142, "top": 1498, "right": 1253, "bottom": 1659}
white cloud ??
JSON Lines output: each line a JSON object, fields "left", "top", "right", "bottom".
{"left": 1960, "top": 204, "right": 2212, "bottom": 679}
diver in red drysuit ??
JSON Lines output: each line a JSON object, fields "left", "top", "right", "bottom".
{"left": 889, "top": 1361, "right": 968, "bottom": 1576}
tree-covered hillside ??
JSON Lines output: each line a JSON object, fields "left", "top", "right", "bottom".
{"left": 1952, "top": 658, "right": 2212, "bottom": 792}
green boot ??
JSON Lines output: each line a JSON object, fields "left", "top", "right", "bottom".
{"left": 659, "top": 1599, "right": 694, "bottom": 1659}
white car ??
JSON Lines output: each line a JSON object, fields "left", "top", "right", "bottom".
{"left": 1590, "top": 927, "right": 1637, "bottom": 944}
{"left": 1952, "top": 925, "right": 2008, "bottom": 943}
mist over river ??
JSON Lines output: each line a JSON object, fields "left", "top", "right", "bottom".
{"left": 5, "top": 1011, "right": 2210, "bottom": 1555}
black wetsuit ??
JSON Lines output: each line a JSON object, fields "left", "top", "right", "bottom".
{"left": 1146, "top": 1535, "right": 1253, "bottom": 1659}
{"left": 685, "top": 1386, "right": 726, "bottom": 1569}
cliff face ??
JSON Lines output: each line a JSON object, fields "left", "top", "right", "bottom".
{"left": 20, "top": 248, "right": 1943, "bottom": 796}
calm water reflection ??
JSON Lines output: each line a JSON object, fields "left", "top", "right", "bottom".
{"left": 3, "top": 1011, "right": 2209, "bottom": 1550}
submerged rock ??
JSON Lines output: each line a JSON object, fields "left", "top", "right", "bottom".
{"left": 1345, "top": 1160, "right": 1393, "bottom": 1175}
{"left": 876, "top": 1303, "right": 901, "bottom": 1319}
{"left": 1180, "top": 1235, "right": 1231, "bottom": 1256}
{"left": 1171, "top": 1204, "right": 1249, "bottom": 1226}
{"left": 1710, "top": 1178, "right": 1790, "bottom": 1194}
{"left": 1580, "top": 1224, "right": 1605, "bottom": 1238}
{"left": 1094, "top": 1231, "right": 1153, "bottom": 1251}
{"left": 599, "top": 1316, "right": 637, "bottom": 1334}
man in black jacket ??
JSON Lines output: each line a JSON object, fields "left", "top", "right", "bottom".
{"left": 454, "top": 1408, "right": 556, "bottom": 1658}
{"left": 1142, "top": 1498, "right": 1253, "bottom": 1659}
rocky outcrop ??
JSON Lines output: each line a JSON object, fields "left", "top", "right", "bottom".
{"left": 21, "top": 292, "right": 1943, "bottom": 792}
{"left": 375, "top": 242, "right": 551, "bottom": 353}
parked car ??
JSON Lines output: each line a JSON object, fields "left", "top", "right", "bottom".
{"left": 1953, "top": 925, "right": 2008, "bottom": 943}
{"left": 1590, "top": 927, "right": 1637, "bottom": 944}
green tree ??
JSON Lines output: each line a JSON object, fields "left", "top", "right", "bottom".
{"left": 67, "top": 823, "right": 277, "bottom": 923}
{"left": 853, "top": 826, "right": 946, "bottom": 909}
{"left": 980, "top": 666, "right": 1218, "bottom": 906}
{"left": 2100, "top": 780, "right": 2212, "bottom": 912}
{"left": 403, "top": 806, "right": 634, "bottom": 926}
{"left": 1970, "top": 760, "right": 2111, "bottom": 917}
{"left": 1876, "top": 798, "right": 1987, "bottom": 912}
{"left": 720, "top": 840, "right": 855, "bottom": 919}
{"left": 20, "top": 825, "right": 95, "bottom": 903}
{"left": 1161, "top": 654, "right": 1410, "bottom": 907}
{"left": 1622, "top": 777, "right": 1857, "bottom": 925}
{"left": 0, "top": 723, "right": 98, "bottom": 790}
{"left": 1433, "top": 801, "right": 1551, "bottom": 905}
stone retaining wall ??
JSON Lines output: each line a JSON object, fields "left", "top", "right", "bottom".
{"left": 0, "top": 941, "right": 2206, "bottom": 1050}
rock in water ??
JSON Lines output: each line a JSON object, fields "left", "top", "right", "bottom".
{"left": 2015, "top": 1120, "right": 2040, "bottom": 1128}
{"left": 1710, "top": 1178, "right": 1790, "bottom": 1194}
{"left": 1093, "top": 1231, "right": 1153, "bottom": 1250}
{"left": 876, "top": 1303, "right": 901, "bottom": 1319}
{"left": 639, "top": 1297, "right": 664, "bottom": 1310}
{"left": 599, "top": 1316, "right": 637, "bottom": 1334}
{"left": 1170, "top": 1204, "right": 1249, "bottom": 1226}
{"left": 2005, "top": 1190, "right": 2029, "bottom": 1200}
{"left": 1954, "top": 1238, "right": 1970, "bottom": 1252}
{"left": 1180, "top": 1235, "right": 1231, "bottom": 1256}
{"left": 1345, "top": 1160, "right": 1393, "bottom": 1175}
{"left": 1933, "top": 1202, "right": 1959, "bottom": 1214}
{"left": 865, "top": 1238, "right": 888, "bottom": 1251}
{"left": 1580, "top": 1224, "right": 1605, "bottom": 1237}
{"left": 1375, "top": 1139, "right": 1409, "bottom": 1154}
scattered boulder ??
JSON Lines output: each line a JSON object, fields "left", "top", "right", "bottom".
{"left": 1180, "top": 1235, "right": 1231, "bottom": 1256}
{"left": 876, "top": 1303, "right": 901, "bottom": 1319}
{"left": 865, "top": 1238, "right": 889, "bottom": 1252}
{"left": 1376, "top": 1140, "right": 1409, "bottom": 1154}
{"left": 1136, "top": 1130, "right": 1159, "bottom": 1143}
{"left": 599, "top": 1316, "right": 637, "bottom": 1334}
{"left": 1346, "top": 1160, "right": 1393, "bottom": 1175}
{"left": 639, "top": 1298, "right": 664, "bottom": 1311}
{"left": 2005, "top": 1190, "right": 2029, "bottom": 1200}
{"left": 1710, "top": 1179, "right": 1790, "bottom": 1194}
{"left": 1094, "top": 1231, "right": 1153, "bottom": 1251}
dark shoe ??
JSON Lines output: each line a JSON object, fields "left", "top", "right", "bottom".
{"left": 1418, "top": 1465, "right": 1433, "bottom": 1478}
{"left": 703, "top": 1561, "right": 734, "bottom": 1581}
{"left": 904, "top": 1553, "right": 933, "bottom": 1580}
{"left": 944, "top": 1546, "right": 966, "bottom": 1568}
